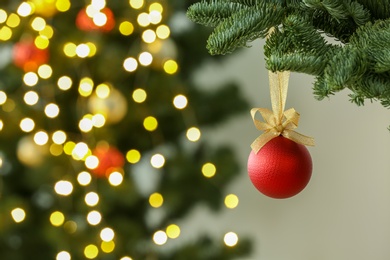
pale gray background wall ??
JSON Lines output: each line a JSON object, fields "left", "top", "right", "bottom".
{"left": 184, "top": 39, "right": 390, "bottom": 260}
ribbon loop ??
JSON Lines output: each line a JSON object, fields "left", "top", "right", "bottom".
{"left": 251, "top": 71, "right": 315, "bottom": 153}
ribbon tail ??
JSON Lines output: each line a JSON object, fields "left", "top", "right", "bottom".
{"left": 251, "top": 131, "right": 278, "bottom": 154}
{"left": 282, "top": 130, "right": 315, "bottom": 147}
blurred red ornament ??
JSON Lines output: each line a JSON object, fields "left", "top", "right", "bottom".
{"left": 76, "top": 7, "right": 115, "bottom": 32}
{"left": 92, "top": 145, "right": 125, "bottom": 178}
{"left": 12, "top": 40, "right": 49, "bottom": 71}
{"left": 247, "top": 136, "right": 312, "bottom": 199}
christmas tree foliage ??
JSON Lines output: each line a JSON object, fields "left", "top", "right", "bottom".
{"left": 0, "top": 0, "right": 251, "bottom": 259}
{"left": 187, "top": 0, "right": 390, "bottom": 108}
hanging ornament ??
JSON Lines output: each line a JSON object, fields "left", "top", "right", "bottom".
{"left": 76, "top": 7, "right": 115, "bottom": 32}
{"left": 91, "top": 144, "right": 125, "bottom": 178}
{"left": 247, "top": 71, "right": 315, "bottom": 199}
{"left": 12, "top": 40, "right": 49, "bottom": 72}
{"left": 31, "top": 0, "right": 58, "bottom": 17}
{"left": 88, "top": 87, "right": 127, "bottom": 124}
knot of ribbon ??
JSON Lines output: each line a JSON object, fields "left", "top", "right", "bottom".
{"left": 251, "top": 71, "right": 315, "bottom": 153}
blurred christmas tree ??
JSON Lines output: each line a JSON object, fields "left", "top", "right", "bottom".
{"left": 0, "top": 0, "right": 251, "bottom": 259}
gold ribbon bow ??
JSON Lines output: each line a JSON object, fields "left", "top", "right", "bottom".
{"left": 251, "top": 71, "right": 315, "bottom": 153}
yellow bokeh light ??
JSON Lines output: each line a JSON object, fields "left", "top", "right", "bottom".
{"left": 11, "top": 208, "right": 26, "bottom": 223}
{"left": 173, "top": 94, "right": 187, "bottom": 109}
{"left": 0, "top": 9, "right": 7, "bottom": 23}
{"left": 143, "top": 116, "right": 158, "bottom": 131}
{"left": 63, "top": 42, "right": 77, "bottom": 57}
{"left": 0, "top": 120, "right": 4, "bottom": 131}
{"left": 77, "top": 171, "right": 92, "bottom": 186}
{"left": 93, "top": 12, "right": 107, "bottom": 27}
{"left": 126, "top": 149, "right": 141, "bottom": 164}
{"left": 163, "top": 60, "right": 178, "bottom": 74}
{"left": 138, "top": 52, "right": 153, "bottom": 66}
{"left": 149, "top": 10, "right": 162, "bottom": 25}
{"left": 87, "top": 210, "right": 102, "bottom": 225}
{"left": 24, "top": 91, "right": 39, "bottom": 105}
{"left": 45, "top": 103, "right": 60, "bottom": 118}
{"left": 149, "top": 192, "right": 163, "bottom": 208}
{"left": 166, "top": 224, "right": 180, "bottom": 239}
{"left": 153, "top": 230, "right": 167, "bottom": 245}
{"left": 85, "top": 155, "right": 99, "bottom": 170}
{"left": 79, "top": 77, "right": 94, "bottom": 97}
{"left": 142, "top": 29, "right": 156, "bottom": 44}
{"left": 132, "top": 88, "right": 147, "bottom": 103}
{"left": 151, "top": 153, "right": 165, "bottom": 168}
{"left": 123, "top": 57, "right": 138, "bottom": 72}
{"left": 72, "top": 142, "right": 89, "bottom": 160}
{"left": 96, "top": 83, "right": 110, "bottom": 99}
{"left": 50, "top": 211, "right": 65, "bottom": 227}
{"left": 54, "top": 180, "right": 73, "bottom": 196}
{"left": 57, "top": 76, "right": 72, "bottom": 90}
{"left": 84, "top": 244, "right": 99, "bottom": 259}
{"left": 35, "top": 35, "right": 50, "bottom": 49}
{"left": 119, "top": 21, "right": 134, "bottom": 36}
{"left": 23, "top": 72, "right": 39, "bottom": 86}
{"left": 130, "top": 0, "right": 144, "bottom": 9}
{"left": 202, "top": 163, "right": 216, "bottom": 178}
{"left": 0, "top": 91, "right": 7, "bottom": 105}
{"left": 50, "top": 143, "right": 63, "bottom": 156}
{"left": 108, "top": 171, "right": 123, "bottom": 186}
{"left": 224, "top": 232, "right": 238, "bottom": 247}
{"left": 120, "top": 257, "right": 133, "bottom": 260}
{"left": 34, "top": 131, "right": 49, "bottom": 145}
{"left": 52, "top": 130, "right": 67, "bottom": 144}
{"left": 156, "top": 25, "right": 170, "bottom": 39}
{"left": 149, "top": 3, "right": 163, "bottom": 13}
{"left": 40, "top": 25, "right": 54, "bottom": 39}
{"left": 91, "top": 0, "right": 106, "bottom": 10}
{"left": 224, "top": 194, "right": 239, "bottom": 209}
{"left": 17, "top": 2, "right": 33, "bottom": 17}
{"left": 64, "top": 220, "right": 77, "bottom": 234}
{"left": 31, "top": 17, "right": 46, "bottom": 31}
{"left": 101, "top": 241, "right": 115, "bottom": 253}
{"left": 6, "top": 13, "right": 20, "bottom": 28}
{"left": 56, "top": 0, "right": 71, "bottom": 12}
{"left": 100, "top": 227, "right": 115, "bottom": 241}
{"left": 3, "top": 98, "right": 15, "bottom": 112}
{"left": 63, "top": 141, "right": 76, "bottom": 155}
{"left": 186, "top": 127, "right": 201, "bottom": 142}
{"left": 85, "top": 192, "right": 99, "bottom": 207}
{"left": 56, "top": 251, "right": 71, "bottom": 260}
{"left": 0, "top": 26, "right": 12, "bottom": 41}
{"left": 79, "top": 117, "right": 93, "bottom": 132}
{"left": 92, "top": 114, "right": 105, "bottom": 128}
{"left": 38, "top": 64, "right": 53, "bottom": 79}
{"left": 20, "top": 118, "right": 35, "bottom": 132}
{"left": 86, "top": 42, "right": 97, "bottom": 57}
{"left": 137, "top": 12, "right": 150, "bottom": 27}
{"left": 76, "top": 43, "right": 90, "bottom": 58}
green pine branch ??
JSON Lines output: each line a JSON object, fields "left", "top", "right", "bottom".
{"left": 187, "top": 0, "right": 390, "bottom": 115}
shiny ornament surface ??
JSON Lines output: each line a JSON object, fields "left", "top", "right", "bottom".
{"left": 76, "top": 7, "right": 115, "bottom": 32}
{"left": 92, "top": 145, "right": 125, "bottom": 177}
{"left": 247, "top": 136, "right": 312, "bottom": 199}
{"left": 13, "top": 40, "right": 49, "bottom": 71}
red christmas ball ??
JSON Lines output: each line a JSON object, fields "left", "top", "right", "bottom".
{"left": 92, "top": 145, "right": 125, "bottom": 178}
{"left": 12, "top": 40, "right": 49, "bottom": 71}
{"left": 247, "top": 136, "right": 312, "bottom": 199}
{"left": 76, "top": 7, "right": 115, "bottom": 32}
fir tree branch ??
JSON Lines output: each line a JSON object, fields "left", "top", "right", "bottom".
{"left": 187, "top": 0, "right": 249, "bottom": 27}
{"left": 355, "top": 0, "right": 390, "bottom": 19}
{"left": 206, "top": 2, "right": 285, "bottom": 54}
{"left": 265, "top": 15, "right": 336, "bottom": 75}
